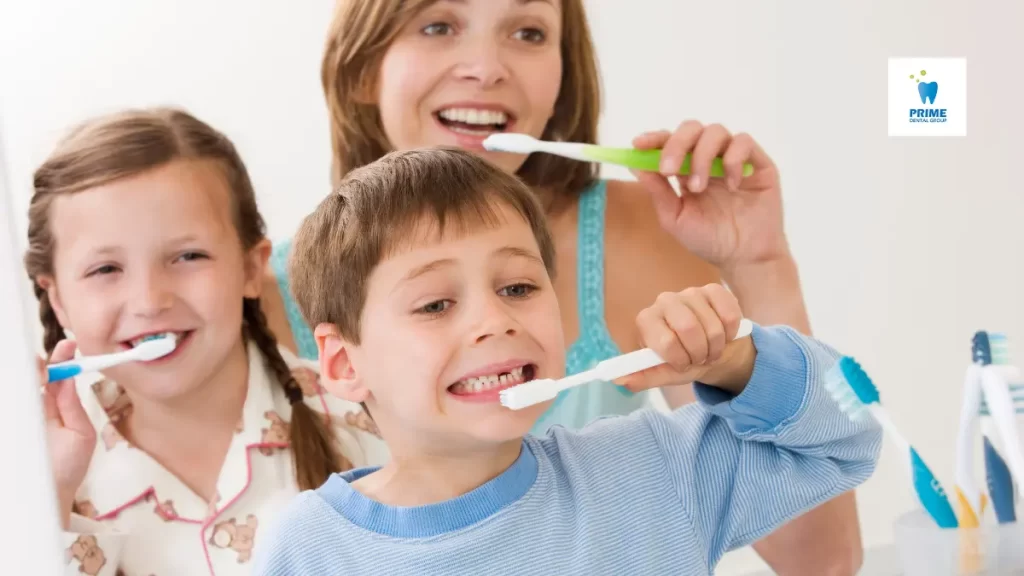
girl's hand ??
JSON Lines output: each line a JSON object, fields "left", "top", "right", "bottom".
{"left": 38, "top": 340, "right": 95, "bottom": 528}
{"left": 631, "top": 121, "right": 790, "bottom": 274}
{"left": 616, "top": 284, "right": 755, "bottom": 394}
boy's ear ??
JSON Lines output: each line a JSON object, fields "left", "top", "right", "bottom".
{"left": 314, "top": 323, "right": 369, "bottom": 403}
{"left": 36, "top": 276, "right": 70, "bottom": 329}
{"left": 243, "top": 238, "right": 273, "bottom": 299}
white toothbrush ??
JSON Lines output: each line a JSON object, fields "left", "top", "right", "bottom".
{"left": 954, "top": 363, "right": 987, "bottom": 524}
{"left": 47, "top": 334, "right": 178, "bottom": 383}
{"left": 500, "top": 319, "right": 753, "bottom": 410}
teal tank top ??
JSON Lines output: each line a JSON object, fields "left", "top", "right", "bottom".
{"left": 269, "top": 180, "right": 650, "bottom": 433}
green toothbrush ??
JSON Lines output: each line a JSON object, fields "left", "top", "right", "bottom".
{"left": 482, "top": 133, "right": 754, "bottom": 180}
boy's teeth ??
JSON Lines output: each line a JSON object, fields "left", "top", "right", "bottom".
{"left": 453, "top": 366, "right": 526, "bottom": 393}
{"left": 438, "top": 108, "right": 509, "bottom": 126}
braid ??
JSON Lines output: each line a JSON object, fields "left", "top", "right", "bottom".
{"left": 242, "top": 298, "right": 341, "bottom": 490}
{"left": 35, "top": 283, "right": 65, "bottom": 355}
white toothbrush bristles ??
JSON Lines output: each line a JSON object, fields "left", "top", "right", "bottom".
{"left": 499, "top": 378, "right": 560, "bottom": 410}
{"left": 823, "top": 365, "right": 873, "bottom": 423}
{"left": 134, "top": 334, "right": 178, "bottom": 362}
{"left": 481, "top": 133, "right": 540, "bottom": 154}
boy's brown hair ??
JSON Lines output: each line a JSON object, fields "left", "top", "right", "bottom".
{"left": 288, "top": 147, "right": 556, "bottom": 343}
{"left": 320, "top": 0, "right": 601, "bottom": 211}
{"left": 25, "top": 107, "right": 345, "bottom": 491}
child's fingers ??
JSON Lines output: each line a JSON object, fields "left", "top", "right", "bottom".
{"left": 680, "top": 295, "right": 727, "bottom": 364}
{"left": 702, "top": 284, "right": 743, "bottom": 341}
{"left": 35, "top": 355, "right": 62, "bottom": 423}
{"left": 40, "top": 340, "right": 78, "bottom": 428}
{"left": 49, "top": 340, "right": 77, "bottom": 365}
{"left": 54, "top": 380, "right": 92, "bottom": 436}
{"left": 657, "top": 293, "right": 710, "bottom": 366}
{"left": 36, "top": 355, "right": 48, "bottom": 388}
{"left": 637, "top": 306, "right": 692, "bottom": 371}
{"left": 616, "top": 363, "right": 696, "bottom": 392}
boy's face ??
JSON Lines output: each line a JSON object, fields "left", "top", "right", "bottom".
{"left": 318, "top": 203, "right": 564, "bottom": 451}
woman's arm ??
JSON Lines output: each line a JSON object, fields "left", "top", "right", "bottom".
{"left": 724, "top": 257, "right": 812, "bottom": 334}
{"left": 605, "top": 181, "right": 863, "bottom": 576}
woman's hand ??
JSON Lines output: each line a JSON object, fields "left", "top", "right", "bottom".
{"left": 631, "top": 121, "right": 791, "bottom": 274}
{"left": 39, "top": 340, "right": 95, "bottom": 528}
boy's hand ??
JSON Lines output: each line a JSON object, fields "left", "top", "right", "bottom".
{"left": 38, "top": 340, "right": 96, "bottom": 529}
{"left": 615, "top": 284, "right": 756, "bottom": 395}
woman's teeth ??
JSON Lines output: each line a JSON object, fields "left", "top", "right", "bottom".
{"left": 437, "top": 108, "right": 509, "bottom": 134}
{"left": 451, "top": 366, "right": 526, "bottom": 394}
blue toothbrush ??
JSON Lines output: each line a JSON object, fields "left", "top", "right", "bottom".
{"left": 825, "top": 356, "right": 959, "bottom": 528}
{"left": 47, "top": 334, "right": 177, "bottom": 382}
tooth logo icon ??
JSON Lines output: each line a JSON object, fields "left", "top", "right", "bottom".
{"left": 889, "top": 57, "right": 964, "bottom": 136}
{"left": 909, "top": 70, "right": 938, "bottom": 104}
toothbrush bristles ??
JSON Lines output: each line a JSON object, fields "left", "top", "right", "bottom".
{"left": 134, "top": 333, "right": 178, "bottom": 362}
{"left": 499, "top": 379, "right": 557, "bottom": 410}
{"left": 824, "top": 362, "right": 873, "bottom": 422}
{"left": 989, "top": 333, "right": 1011, "bottom": 365}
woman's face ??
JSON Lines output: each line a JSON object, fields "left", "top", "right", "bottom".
{"left": 374, "top": 0, "right": 563, "bottom": 175}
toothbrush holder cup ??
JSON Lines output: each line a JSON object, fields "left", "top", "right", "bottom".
{"left": 894, "top": 509, "right": 1024, "bottom": 575}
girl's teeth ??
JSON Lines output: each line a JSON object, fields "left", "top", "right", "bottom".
{"left": 131, "top": 332, "right": 178, "bottom": 347}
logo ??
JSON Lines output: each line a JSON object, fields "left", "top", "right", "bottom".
{"left": 908, "top": 69, "right": 946, "bottom": 123}
{"left": 912, "top": 70, "right": 938, "bottom": 104}
{"left": 888, "top": 58, "right": 966, "bottom": 137}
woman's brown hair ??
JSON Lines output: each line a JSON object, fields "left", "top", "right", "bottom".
{"left": 24, "top": 107, "right": 343, "bottom": 491}
{"left": 321, "top": 0, "right": 602, "bottom": 212}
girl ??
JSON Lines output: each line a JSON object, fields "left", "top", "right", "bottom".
{"left": 26, "top": 107, "right": 387, "bottom": 576}
{"left": 260, "top": 1, "right": 860, "bottom": 574}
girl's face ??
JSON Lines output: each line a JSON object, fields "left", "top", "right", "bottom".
{"left": 40, "top": 159, "right": 269, "bottom": 402}
{"left": 375, "top": 0, "right": 563, "bottom": 174}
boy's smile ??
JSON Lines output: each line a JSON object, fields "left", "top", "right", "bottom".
{"left": 448, "top": 360, "right": 537, "bottom": 402}
{"left": 319, "top": 202, "right": 565, "bottom": 452}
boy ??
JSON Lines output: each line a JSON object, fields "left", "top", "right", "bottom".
{"left": 255, "top": 148, "right": 882, "bottom": 575}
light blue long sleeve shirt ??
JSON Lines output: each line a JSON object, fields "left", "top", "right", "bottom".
{"left": 254, "top": 325, "right": 883, "bottom": 575}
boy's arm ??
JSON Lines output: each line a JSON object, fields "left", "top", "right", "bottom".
{"left": 644, "top": 324, "right": 882, "bottom": 571}
{"left": 61, "top": 515, "right": 126, "bottom": 576}
{"left": 727, "top": 259, "right": 863, "bottom": 576}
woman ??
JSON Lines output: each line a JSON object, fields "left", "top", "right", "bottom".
{"left": 262, "top": 1, "right": 861, "bottom": 573}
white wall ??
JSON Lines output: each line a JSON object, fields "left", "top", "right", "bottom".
{"left": 2, "top": 1, "right": 1023, "bottom": 574}
{"left": 0, "top": 120, "right": 66, "bottom": 574}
